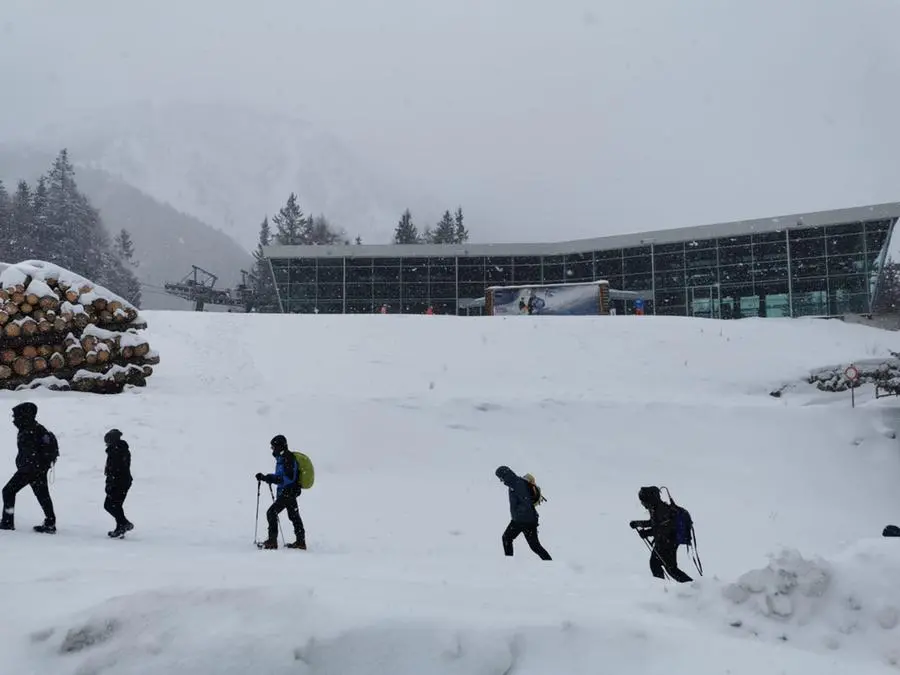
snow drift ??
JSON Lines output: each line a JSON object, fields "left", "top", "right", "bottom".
{"left": 2, "top": 311, "right": 900, "bottom": 674}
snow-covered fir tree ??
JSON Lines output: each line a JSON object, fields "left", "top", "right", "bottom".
{"left": 2, "top": 149, "right": 142, "bottom": 306}
{"left": 393, "top": 209, "right": 419, "bottom": 244}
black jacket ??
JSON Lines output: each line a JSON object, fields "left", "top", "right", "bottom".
{"left": 15, "top": 422, "right": 55, "bottom": 473}
{"left": 496, "top": 466, "right": 539, "bottom": 524}
{"left": 105, "top": 440, "right": 132, "bottom": 486}
{"left": 633, "top": 501, "right": 678, "bottom": 544}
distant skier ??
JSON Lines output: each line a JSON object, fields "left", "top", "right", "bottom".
{"left": 629, "top": 486, "right": 693, "bottom": 582}
{"left": 103, "top": 429, "right": 134, "bottom": 538}
{"left": 494, "top": 465, "right": 552, "bottom": 560}
{"left": 255, "top": 435, "right": 306, "bottom": 550}
{"left": 0, "top": 402, "right": 58, "bottom": 533}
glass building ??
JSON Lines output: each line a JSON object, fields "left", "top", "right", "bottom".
{"left": 262, "top": 202, "right": 900, "bottom": 318}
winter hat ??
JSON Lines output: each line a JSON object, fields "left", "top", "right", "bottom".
{"left": 12, "top": 402, "right": 37, "bottom": 419}
{"left": 270, "top": 435, "right": 288, "bottom": 452}
{"left": 104, "top": 429, "right": 122, "bottom": 445}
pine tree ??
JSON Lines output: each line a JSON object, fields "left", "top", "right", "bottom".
{"left": 355, "top": 235, "right": 362, "bottom": 245}
{"left": 272, "top": 193, "right": 306, "bottom": 245}
{"left": 431, "top": 210, "right": 456, "bottom": 244}
{"left": 0, "top": 181, "right": 11, "bottom": 260}
{"left": 251, "top": 216, "right": 278, "bottom": 312}
{"left": 31, "top": 176, "right": 50, "bottom": 258}
{"left": 454, "top": 207, "right": 469, "bottom": 243}
{"left": 309, "top": 215, "right": 344, "bottom": 245}
{"left": 114, "top": 229, "right": 137, "bottom": 265}
{"left": 393, "top": 209, "right": 419, "bottom": 244}
{"left": 10, "top": 180, "right": 34, "bottom": 260}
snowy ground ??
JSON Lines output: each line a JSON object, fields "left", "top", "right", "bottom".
{"left": 2, "top": 312, "right": 900, "bottom": 674}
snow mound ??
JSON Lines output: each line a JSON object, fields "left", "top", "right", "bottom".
{"left": 681, "top": 541, "right": 900, "bottom": 668}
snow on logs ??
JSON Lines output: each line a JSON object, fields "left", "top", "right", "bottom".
{"left": 0, "top": 261, "right": 158, "bottom": 394}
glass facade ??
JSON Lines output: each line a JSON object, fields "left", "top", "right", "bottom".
{"left": 268, "top": 218, "right": 896, "bottom": 317}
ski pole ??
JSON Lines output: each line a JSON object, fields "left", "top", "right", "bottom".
{"left": 639, "top": 533, "right": 673, "bottom": 581}
{"left": 267, "top": 484, "right": 285, "bottom": 546}
{"left": 254, "top": 479, "right": 261, "bottom": 545}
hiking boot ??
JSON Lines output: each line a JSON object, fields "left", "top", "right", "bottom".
{"left": 286, "top": 540, "right": 307, "bottom": 550}
{"left": 260, "top": 539, "right": 277, "bottom": 550}
{"left": 33, "top": 522, "right": 56, "bottom": 534}
{"left": 0, "top": 518, "right": 13, "bottom": 531}
{"left": 108, "top": 522, "right": 132, "bottom": 538}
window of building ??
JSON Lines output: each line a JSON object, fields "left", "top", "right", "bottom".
{"left": 512, "top": 257, "right": 541, "bottom": 285}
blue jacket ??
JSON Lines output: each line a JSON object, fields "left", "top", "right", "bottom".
{"left": 496, "top": 466, "right": 539, "bottom": 524}
{"left": 265, "top": 452, "right": 300, "bottom": 497}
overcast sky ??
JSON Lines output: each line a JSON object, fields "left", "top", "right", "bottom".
{"left": 2, "top": 0, "right": 900, "bottom": 243}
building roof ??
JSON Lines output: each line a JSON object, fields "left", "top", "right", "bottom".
{"left": 263, "top": 201, "right": 900, "bottom": 260}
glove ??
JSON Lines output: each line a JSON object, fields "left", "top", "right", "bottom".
{"left": 255, "top": 473, "right": 264, "bottom": 482}
{"left": 629, "top": 520, "right": 640, "bottom": 529}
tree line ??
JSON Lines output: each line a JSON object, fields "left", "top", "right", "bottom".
{"left": 0, "top": 150, "right": 141, "bottom": 306}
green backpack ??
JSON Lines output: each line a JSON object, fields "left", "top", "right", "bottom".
{"left": 291, "top": 452, "right": 315, "bottom": 489}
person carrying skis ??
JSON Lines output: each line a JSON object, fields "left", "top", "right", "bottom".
{"left": 103, "top": 429, "right": 134, "bottom": 538}
{"left": 255, "top": 434, "right": 306, "bottom": 550}
{"left": 494, "top": 465, "right": 552, "bottom": 560}
{"left": 629, "top": 485, "right": 693, "bottom": 582}
{"left": 1, "top": 402, "right": 58, "bottom": 533}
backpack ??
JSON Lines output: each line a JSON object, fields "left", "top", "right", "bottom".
{"left": 524, "top": 473, "right": 547, "bottom": 506}
{"left": 660, "top": 486, "right": 703, "bottom": 576}
{"left": 40, "top": 429, "right": 59, "bottom": 467}
{"left": 291, "top": 452, "right": 315, "bottom": 489}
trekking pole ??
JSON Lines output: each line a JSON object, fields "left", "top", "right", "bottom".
{"left": 267, "top": 484, "right": 285, "bottom": 546}
{"left": 254, "top": 479, "right": 261, "bottom": 545}
{"left": 639, "top": 534, "right": 673, "bottom": 582}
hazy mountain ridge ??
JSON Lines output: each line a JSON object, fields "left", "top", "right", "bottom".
{"left": 24, "top": 101, "right": 440, "bottom": 249}
{"left": 0, "top": 145, "right": 252, "bottom": 310}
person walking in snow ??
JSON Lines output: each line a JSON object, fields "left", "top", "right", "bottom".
{"left": 255, "top": 434, "right": 306, "bottom": 550}
{"left": 1, "top": 402, "right": 58, "bottom": 534}
{"left": 629, "top": 486, "right": 693, "bottom": 583}
{"left": 495, "top": 465, "right": 552, "bottom": 560}
{"left": 103, "top": 429, "right": 134, "bottom": 538}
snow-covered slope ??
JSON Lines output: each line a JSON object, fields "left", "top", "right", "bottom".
{"left": 2, "top": 314, "right": 900, "bottom": 674}
{"left": 21, "top": 102, "right": 439, "bottom": 249}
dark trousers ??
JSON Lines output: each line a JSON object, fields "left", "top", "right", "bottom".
{"left": 649, "top": 540, "right": 693, "bottom": 582}
{"left": 2, "top": 469, "right": 55, "bottom": 525}
{"left": 267, "top": 489, "right": 305, "bottom": 543}
{"left": 502, "top": 520, "right": 552, "bottom": 560}
{"left": 104, "top": 481, "right": 132, "bottom": 527}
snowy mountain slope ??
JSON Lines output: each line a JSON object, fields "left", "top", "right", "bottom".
{"left": 19, "top": 101, "right": 440, "bottom": 249}
{"left": 2, "top": 313, "right": 900, "bottom": 674}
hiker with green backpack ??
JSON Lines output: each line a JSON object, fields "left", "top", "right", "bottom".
{"left": 255, "top": 434, "right": 313, "bottom": 550}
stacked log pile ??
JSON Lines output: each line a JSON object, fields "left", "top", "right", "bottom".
{"left": 0, "top": 261, "right": 158, "bottom": 394}
{"left": 807, "top": 356, "right": 900, "bottom": 393}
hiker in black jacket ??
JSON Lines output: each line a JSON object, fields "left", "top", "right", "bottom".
{"left": 495, "top": 465, "right": 552, "bottom": 560}
{"left": 1, "top": 402, "right": 58, "bottom": 533}
{"left": 103, "top": 429, "right": 134, "bottom": 538}
{"left": 630, "top": 486, "right": 692, "bottom": 582}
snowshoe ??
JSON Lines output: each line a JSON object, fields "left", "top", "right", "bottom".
{"left": 257, "top": 539, "right": 278, "bottom": 550}
{"left": 0, "top": 520, "right": 13, "bottom": 531}
{"left": 286, "top": 540, "right": 307, "bottom": 550}
{"left": 33, "top": 523, "right": 56, "bottom": 534}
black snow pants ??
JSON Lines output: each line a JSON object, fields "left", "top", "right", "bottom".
{"left": 267, "top": 486, "right": 305, "bottom": 544}
{"left": 2, "top": 469, "right": 56, "bottom": 526}
{"left": 649, "top": 539, "right": 693, "bottom": 582}
{"left": 502, "top": 520, "right": 552, "bottom": 560}
{"left": 104, "top": 480, "right": 132, "bottom": 527}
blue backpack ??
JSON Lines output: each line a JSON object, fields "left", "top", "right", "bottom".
{"left": 661, "top": 487, "right": 703, "bottom": 575}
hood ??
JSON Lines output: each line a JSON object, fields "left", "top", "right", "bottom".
{"left": 495, "top": 466, "right": 516, "bottom": 482}
{"left": 12, "top": 402, "right": 37, "bottom": 428}
{"left": 638, "top": 486, "right": 662, "bottom": 507}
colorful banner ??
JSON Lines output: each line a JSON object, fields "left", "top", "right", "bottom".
{"left": 489, "top": 283, "right": 603, "bottom": 316}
